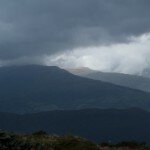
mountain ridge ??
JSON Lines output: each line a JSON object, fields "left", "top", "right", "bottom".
{"left": 0, "top": 108, "right": 150, "bottom": 142}
{"left": 67, "top": 67, "right": 150, "bottom": 93}
{"left": 0, "top": 65, "right": 150, "bottom": 113}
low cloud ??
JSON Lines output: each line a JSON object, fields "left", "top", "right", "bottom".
{"left": 0, "top": 0, "right": 150, "bottom": 64}
{"left": 45, "top": 33, "right": 150, "bottom": 75}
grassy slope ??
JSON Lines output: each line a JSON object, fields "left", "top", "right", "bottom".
{"left": 1, "top": 65, "right": 150, "bottom": 113}
{"left": 0, "top": 130, "right": 149, "bottom": 150}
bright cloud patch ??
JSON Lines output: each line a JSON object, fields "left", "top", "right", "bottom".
{"left": 45, "top": 33, "right": 150, "bottom": 75}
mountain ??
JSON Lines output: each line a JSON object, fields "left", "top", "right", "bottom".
{"left": 142, "top": 68, "right": 150, "bottom": 78}
{"left": 0, "top": 108, "right": 150, "bottom": 143}
{"left": 67, "top": 67, "right": 150, "bottom": 93}
{"left": 85, "top": 72, "right": 150, "bottom": 93}
{"left": 67, "top": 67, "right": 97, "bottom": 76}
{"left": 1, "top": 65, "right": 150, "bottom": 113}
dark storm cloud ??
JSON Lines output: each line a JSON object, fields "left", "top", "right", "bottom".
{"left": 0, "top": 0, "right": 150, "bottom": 61}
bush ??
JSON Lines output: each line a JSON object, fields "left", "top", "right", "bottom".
{"left": 32, "top": 130, "right": 48, "bottom": 137}
{"left": 116, "top": 141, "right": 146, "bottom": 148}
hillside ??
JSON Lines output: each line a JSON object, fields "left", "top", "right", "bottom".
{"left": 0, "top": 130, "right": 100, "bottom": 150}
{"left": 85, "top": 72, "right": 150, "bottom": 93}
{"left": 67, "top": 67, "right": 150, "bottom": 93}
{"left": 1, "top": 65, "right": 150, "bottom": 113}
{"left": 1, "top": 130, "right": 148, "bottom": 150}
{"left": 0, "top": 108, "right": 150, "bottom": 142}
{"left": 142, "top": 68, "right": 150, "bottom": 78}
{"left": 67, "top": 67, "right": 97, "bottom": 76}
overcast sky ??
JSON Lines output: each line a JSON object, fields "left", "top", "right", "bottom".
{"left": 0, "top": 0, "right": 150, "bottom": 75}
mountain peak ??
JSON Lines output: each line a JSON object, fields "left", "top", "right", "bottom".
{"left": 0, "top": 65, "right": 150, "bottom": 114}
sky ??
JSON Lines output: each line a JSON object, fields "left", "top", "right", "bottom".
{"left": 0, "top": 0, "right": 150, "bottom": 75}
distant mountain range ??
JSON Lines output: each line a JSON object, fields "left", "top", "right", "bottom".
{"left": 0, "top": 108, "right": 150, "bottom": 142}
{"left": 142, "top": 68, "right": 150, "bottom": 78}
{"left": 67, "top": 67, "right": 150, "bottom": 93}
{"left": 67, "top": 67, "right": 97, "bottom": 76}
{"left": 0, "top": 65, "right": 150, "bottom": 113}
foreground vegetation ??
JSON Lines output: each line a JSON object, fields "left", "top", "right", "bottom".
{"left": 0, "top": 130, "right": 149, "bottom": 150}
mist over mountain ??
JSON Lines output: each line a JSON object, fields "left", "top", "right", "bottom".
{"left": 67, "top": 67, "right": 97, "bottom": 76}
{"left": 68, "top": 67, "right": 150, "bottom": 93}
{"left": 142, "top": 68, "right": 150, "bottom": 78}
{"left": 86, "top": 72, "right": 150, "bottom": 93}
{"left": 0, "top": 65, "right": 150, "bottom": 113}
